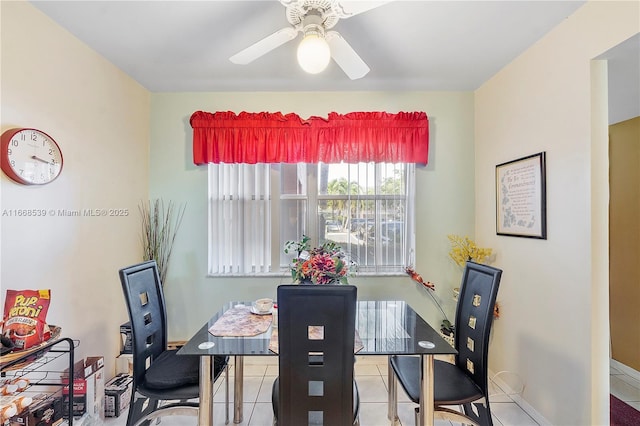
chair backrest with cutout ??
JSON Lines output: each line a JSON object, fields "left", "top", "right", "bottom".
{"left": 454, "top": 262, "right": 502, "bottom": 397}
{"left": 119, "top": 260, "right": 168, "bottom": 387}
{"left": 277, "top": 284, "right": 357, "bottom": 426}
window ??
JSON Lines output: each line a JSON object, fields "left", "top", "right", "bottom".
{"left": 208, "top": 162, "right": 415, "bottom": 276}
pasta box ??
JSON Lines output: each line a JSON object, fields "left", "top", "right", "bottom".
{"left": 62, "top": 356, "right": 104, "bottom": 422}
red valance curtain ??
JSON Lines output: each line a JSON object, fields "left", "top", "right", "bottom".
{"left": 190, "top": 111, "right": 429, "bottom": 165}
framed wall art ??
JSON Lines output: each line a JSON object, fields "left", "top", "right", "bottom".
{"left": 496, "top": 152, "right": 547, "bottom": 239}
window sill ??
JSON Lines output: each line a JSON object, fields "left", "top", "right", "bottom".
{"left": 206, "top": 272, "right": 407, "bottom": 279}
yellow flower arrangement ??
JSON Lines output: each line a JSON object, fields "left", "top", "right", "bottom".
{"left": 447, "top": 234, "right": 492, "bottom": 267}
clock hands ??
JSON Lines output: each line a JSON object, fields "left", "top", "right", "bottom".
{"left": 31, "top": 155, "right": 53, "bottom": 165}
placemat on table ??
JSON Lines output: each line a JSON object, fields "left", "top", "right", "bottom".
{"left": 208, "top": 305, "right": 272, "bottom": 337}
{"left": 269, "top": 327, "right": 364, "bottom": 354}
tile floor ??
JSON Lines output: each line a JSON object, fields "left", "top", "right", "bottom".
{"left": 104, "top": 355, "right": 541, "bottom": 426}
{"left": 104, "top": 357, "right": 640, "bottom": 425}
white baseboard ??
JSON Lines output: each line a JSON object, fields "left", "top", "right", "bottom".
{"left": 489, "top": 368, "right": 551, "bottom": 426}
{"left": 611, "top": 359, "right": 640, "bottom": 382}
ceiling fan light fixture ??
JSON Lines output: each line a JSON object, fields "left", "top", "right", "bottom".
{"left": 297, "top": 26, "right": 331, "bottom": 74}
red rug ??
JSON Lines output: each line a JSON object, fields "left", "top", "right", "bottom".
{"left": 611, "top": 394, "right": 640, "bottom": 426}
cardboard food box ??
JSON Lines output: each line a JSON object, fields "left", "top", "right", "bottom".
{"left": 9, "top": 392, "right": 64, "bottom": 426}
{"left": 120, "top": 322, "right": 132, "bottom": 354}
{"left": 103, "top": 374, "right": 133, "bottom": 418}
{"left": 115, "top": 353, "right": 132, "bottom": 376}
{"left": 62, "top": 356, "right": 104, "bottom": 423}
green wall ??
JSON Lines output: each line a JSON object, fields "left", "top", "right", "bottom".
{"left": 149, "top": 91, "right": 476, "bottom": 340}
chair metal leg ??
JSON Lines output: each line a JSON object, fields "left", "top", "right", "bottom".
{"left": 461, "top": 401, "right": 492, "bottom": 426}
{"left": 130, "top": 403, "right": 199, "bottom": 426}
{"left": 432, "top": 406, "right": 481, "bottom": 426}
{"left": 125, "top": 391, "right": 139, "bottom": 426}
{"left": 387, "top": 355, "right": 400, "bottom": 425}
{"left": 234, "top": 355, "right": 244, "bottom": 424}
{"left": 127, "top": 393, "right": 158, "bottom": 426}
{"left": 225, "top": 363, "right": 230, "bottom": 424}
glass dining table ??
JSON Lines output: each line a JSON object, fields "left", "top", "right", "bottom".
{"left": 178, "top": 300, "right": 456, "bottom": 426}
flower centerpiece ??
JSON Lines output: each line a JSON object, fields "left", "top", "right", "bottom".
{"left": 284, "top": 235, "right": 351, "bottom": 285}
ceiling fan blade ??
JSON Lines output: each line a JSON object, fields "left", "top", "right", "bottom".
{"left": 326, "top": 31, "right": 370, "bottom": 80}
{"left": 229, "top": 27, "right": 298, "bottom": 65}
{"left": 334, "top": 1, "right": 394, "bottom": 18}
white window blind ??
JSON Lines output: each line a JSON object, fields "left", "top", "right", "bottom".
{"left": 208, "top": 162, "right": 415, "bottom": 276}
{"left": 208, "top": 163, "right": 271, "bottom": 275}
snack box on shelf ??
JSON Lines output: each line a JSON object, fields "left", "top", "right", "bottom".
{"left": 103, "top": 374, "right": 133, "bottom": 418}
{"left": 61, "top": 357, "right": 104, "bottom": 423}
{"left": 8, "top": 392, "right": 63, "bottom": 426}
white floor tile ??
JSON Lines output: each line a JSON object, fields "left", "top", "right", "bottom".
{"left": 388, "top": 379, "right": 413, "bottom": 404}
{"left": 356, "top": 355, "right": 388, "bottom": 365}
{"left": 105, "top": 356, "right": 589, "bottom": 426}
{"left": 257, "top": 376, "right": 277, "bottom": 403}
{"left": 357, "top": 375, "right": 391, "bottom": 403}
{"left": 213, "top": 376, "right": 230, "bottom": 403}
{"left": 248, "top": 402, "right": 274, "bottom": 426}
{"left": 243, "top": 355, "right": 278, "bottom": 366}
{"left": 227, "top": 403, "right": 256, "bottom": 425}
{"left": 244, "top": 364, "right": 268, "bottom": 377}
{"left": 357, "top": 402, "right": 395, "bottom": 426}
{"left": 356, "top": 363, "right": 384, "bottom": 376}
{"left": 394, "top": 402, "right": 454, "bottom": 426}
{"left": 376, "top": 364, "right": 390, "bottom": 378}
{"left": 396, "top": 402, "right": 418, "bottom": 426}
{"left": 242, "top": 376, "right": 264, "bottom": 403}
{"left": 265, "top": 365, "right": 279, "bottom": 376}
{"left": 491, "top": 402, "right": 539, "bottom": 426}
{"left": 488, "top": 379, "right": 516, "bottom": 403}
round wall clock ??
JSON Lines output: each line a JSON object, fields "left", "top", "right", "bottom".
{"left": 1, "top": 128, "right": 64, "bottom": 185}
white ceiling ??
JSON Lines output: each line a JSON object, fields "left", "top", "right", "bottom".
{"left": 28, "top": 1, "right": 638, "bottom": 122}
{"left": 30, "top": 0, "right": 587, "bottom": 92}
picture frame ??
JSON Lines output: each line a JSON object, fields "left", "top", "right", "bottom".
{"left": 495, "top": 152, "right": 547, "bottom": 239}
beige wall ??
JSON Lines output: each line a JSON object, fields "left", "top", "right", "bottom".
{"left": 149, "top": 92, "right": 477, "bottom": 340}
{"left": 609, "top": 116, "right": 640, "bottom": 372}
{"left": 475, "top": 1, "right": 639, "bottom": 424}
{"left": 0, "top": 2, "right": 150, "bottom": 376}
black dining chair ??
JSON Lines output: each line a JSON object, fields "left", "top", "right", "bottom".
{"left": 388, "top": 261, "right": 502, "bottom": 426}
{"left": 272, "top": 284, "right": 360, "bottom": 426}
{"left": 119, "top": 260, "right": 229, "bottom": 426}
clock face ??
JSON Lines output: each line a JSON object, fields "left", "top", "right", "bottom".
{"left": 1, "top": 128, "right": 63, "bottom": 185}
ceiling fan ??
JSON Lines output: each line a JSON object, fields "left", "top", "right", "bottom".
{"left": 229, "top": 0, "right": 391, "bottom": 79}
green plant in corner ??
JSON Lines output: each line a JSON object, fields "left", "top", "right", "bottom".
{"left": 139, "top": 199, "right": 186, "bottom": 285}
